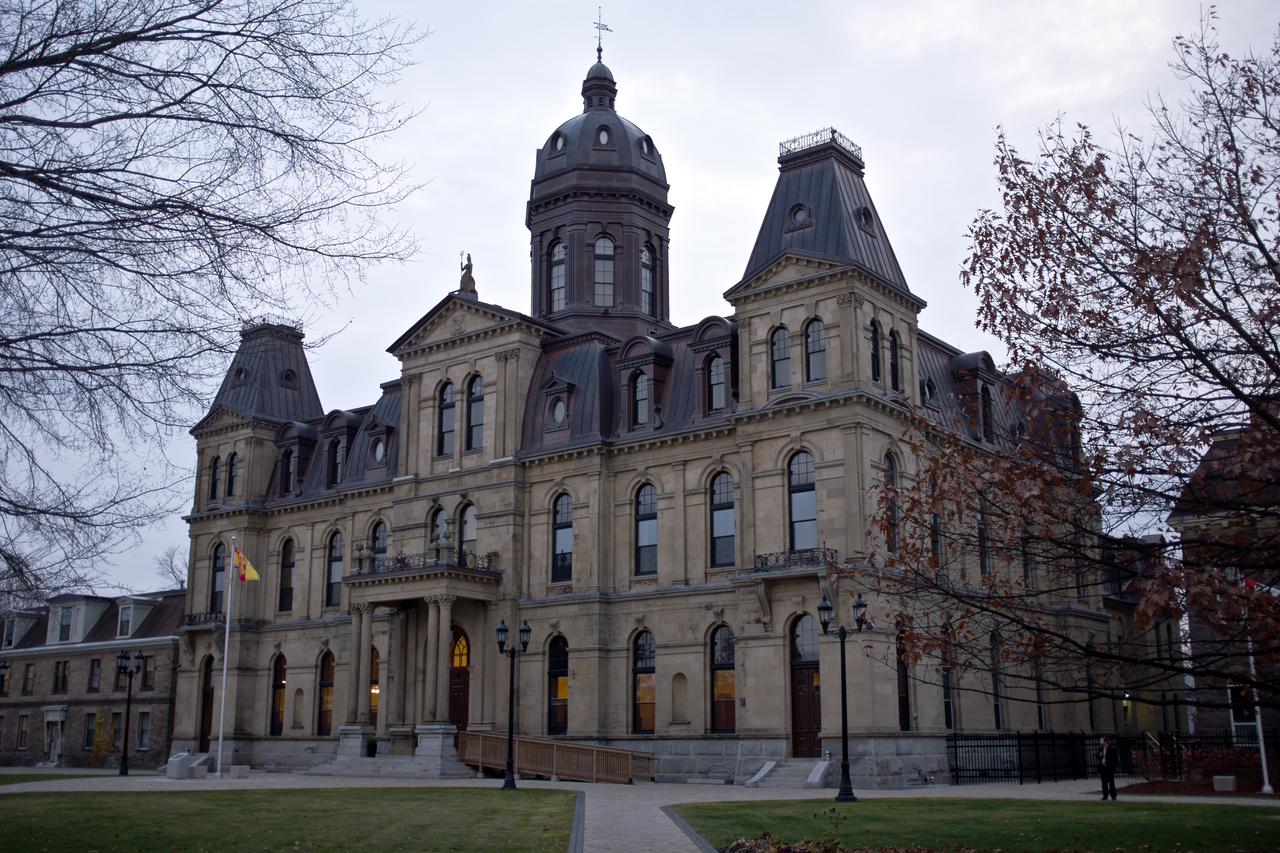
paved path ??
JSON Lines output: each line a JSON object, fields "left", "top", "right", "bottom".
{"left": 2, "top": 768, "right": 1277, "bottom": 853}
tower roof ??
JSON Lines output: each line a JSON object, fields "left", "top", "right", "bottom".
{"left": 201, "top": 319, "right": 323, "bottom": 428}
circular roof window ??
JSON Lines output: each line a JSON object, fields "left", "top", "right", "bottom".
{"left": 641, "top": 137, "right": 651, "bottom": 155}
{"left": 787, "top": 203, "right": 812, "bottom": 229}
{"left": 598, "top": 128, "right": 610, "bottom": 145}
{"left": 373, "top": 439, "right": 385, "bottom": 463}
{"left": 554, "top": 135, "right": 564, "bottom": 152}
{"left": 551, "top": 398, "right": 567, "bottom": 426}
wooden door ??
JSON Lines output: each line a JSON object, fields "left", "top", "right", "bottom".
{"left": 449, "top": 628, "right": 470, "bottom": 731}
{"left": 791, "top": 665, "right": 822, "bottom": 757}
{"left": 199, "top": 659, "right": 214, "bottom": 753}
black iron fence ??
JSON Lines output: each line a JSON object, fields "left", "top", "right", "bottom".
{"left": 182, "top": 611, "right": 226, "bottom": 627}
{"left": 358, "top": 550, "right": 499, "bottom": 575}
{"left": 753, "top": 547, "right": 838, "bottom": 572}
{"left": 948, "top": 730, "right": 1280, "bottom": 785}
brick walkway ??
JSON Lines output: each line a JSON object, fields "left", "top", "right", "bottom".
{"left": 2, "top": 768, "right": 1276, "bottom": 853}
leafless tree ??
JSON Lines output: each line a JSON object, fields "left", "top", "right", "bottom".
{"left": 0, "top": 0, "right": 421, "bottom": 607}
{"left": 153, "top": 545, "right": 188, "bottom": 590}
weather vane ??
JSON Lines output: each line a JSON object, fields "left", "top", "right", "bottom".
{"left": 594, "top": 7, "right": 611, "bottom": 63}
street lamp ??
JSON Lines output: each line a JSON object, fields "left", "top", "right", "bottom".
{"left": 819, "top": 594, "right": 872, "bottom": 803}
{"left": 115, "top": 649, "right": 144, "bottom": 776}
{"left": 495, "top": 618, "right": 531, "bottom": 790}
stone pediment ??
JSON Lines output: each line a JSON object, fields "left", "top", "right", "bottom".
{"left": 190, "top": 405, "right": 253, "bottom": 436}
{"left": 723, "top": 253, "right": 848, "bottom": 302}
{"left": 387, "top": 294, "right": 552, "bottom": 358}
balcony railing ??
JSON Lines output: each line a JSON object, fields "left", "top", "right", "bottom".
{"left": 358, "top": 550, "right": 499, "bottom": 576}
{"left": 753, "top": 547, "right": 839, "bottom": 572}
{"left": 182, "top": 611, "right": 226, "bottom": 627}
{"left": 779, "top": 127, "right": 862, "bottom": 162}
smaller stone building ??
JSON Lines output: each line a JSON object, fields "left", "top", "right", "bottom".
{"left": 0, "top": 590, "right": 184, "bottom": 768}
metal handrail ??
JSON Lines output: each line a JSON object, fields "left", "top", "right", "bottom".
{"left": 358, "top": 550, "right": 499, "bottom": 576}
{"left": 779, "top": 127, "right": 863, "bottom": 161}
{"left": 182, "top": 611, "right": 226, "bottom": 627}
{"left": 753, "top": 547, "right": 839, "bottom": 572}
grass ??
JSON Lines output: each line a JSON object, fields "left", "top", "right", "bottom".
{"left": 0, "top": 773, "right": 97, "bottom": 786}
{"left": 0, "top": 788, "right": 575, "bottom": 853}
{"left": 672, "top": 797, "right": 1280, "bottom": 852}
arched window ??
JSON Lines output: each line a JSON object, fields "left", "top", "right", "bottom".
{"left": 369, "top": 647, "right": 380, "bottom": 728}
{"left": 805, "top": 319, "right": 826, "bottom": 382}
{"left": 280, "top": 449, "right": 293, "bottom": 497}
{"left": 640, "top": 244, "right": 656, "bottom": 316}
{"left": 981, "top": 384, "right": 994, "bottom": 442}
{"left": 897, "top": 629, "right": 911, "bottom": 731}
{"left": 870, "top": 320, "right": 882, "bottom": 383}
{"left": 325, "top": 532, "right": 343, "bottom": 608}
{"left": 791, "top": 614, "right": 819, "bottom": 663}
{"left": 459, "top": 505, "right": 478, "bottom": 565}
{"left": 210, "top": 544, "right": 226, "bottom": 613}
{"left": 327, "top": 439, "right": 342, "bottom": 487}
{"left": 887, "top": 333, "right": 900, "bottom": 393}
{"left": 371, "top": 522, "right": 387, "bottom": 571}
{"left": 710, "top": 473, "right": 735, "bottom": 567}
{"left": 593, "top": 235, "right": 615, "bottom": 307}
{"left": 884, "top": 455, "right": 898, "bottom": 554}
{"left": 225, "top": 453, "right": 238, "bottom": 498}
{"left": 549, "top": 242, "right": 566, "bottom": 311}
{"left": 270, "top": 656, "right": 286, "bottom": 736}
{"left": 788, "top": 452, "right": 817, "bottom": 551}
{"left": 632, "top": 631, "right": 655, "bottom": 733}
{"left": 278, "top": 539, "right": 294, "bottom": 612}
{"left": 770, "top": 327, "right": 791, "bottom": 389}
{"left": 317, "top": 652, "right": 334, "bottom": 736}
{"left": 548, "top": 637, "right": 569, "bottom": 735}
{"left": 465, "top": 376, "right": 484, "bottom": 452}
{"left": 551, "top": 494, "right": 573, "bottom": 583}
{"left": 452, "top": 631, "right": 469, "bottom": 667}
{"left": 977, "top": 499, "right": 990, "bottom": 576}
{"left": 631, "top": 372, "right": 649, "bottom": 428}
{"left": 711, "top": 626, "right": 736, "bottom": 732}
{"left": 208, "top": 456, "right": 221, "bottom": 501}
{"left": 437, "top": 383, "right": 456, "bottom": 456}
{"left": 634, "top": 484, "right": 657, "bottom": 576}
{"left": 707, "top": 355, "right": 725, "bottom": 413}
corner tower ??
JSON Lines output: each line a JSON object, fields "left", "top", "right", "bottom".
{"left": 527, "top": 60, "right": 674, "bottom": 339}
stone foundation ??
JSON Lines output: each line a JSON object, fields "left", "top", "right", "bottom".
{"left": 819, "top": 733, "right": 949, "bottom": 788}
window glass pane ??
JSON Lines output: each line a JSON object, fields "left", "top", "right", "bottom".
{"left": 714, "top": 669, "right": 736, "bottom": 701}
{"left": 594, "top": 237, "right": 614, "bottom": 306}
{"left": 550, "top": 243, "right": 566, "bottom": 311}
{"left": 806, "top": 321, "right": 826, "bottom": 382}
{"left": 792, "top": 615, "right": 819, "bottom": 662}
{"left": 632, "top": 374, "right": 648, "bottom": 426}
{"left": 771, "top": 329, "right": 791, "bottom": 388}
{"left": 788, "top": 452, "right": 815, "bottom": 487}
{"left": 711, "top": 473, "right": 733, "bottom": 506}
{"left": 438, "top": 383, "right": 455, "bottom": 456}
{"left": 712, "top": 507, "right": 734, "bottom": 539}
{"left": 712, "top": 627, "right": 736, "bottom": 666}
{"left": 708, "top": 356, "right": 725, "bottom": 411}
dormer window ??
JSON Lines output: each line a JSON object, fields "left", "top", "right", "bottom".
{"left": 554, "top": 134, "right": 565, "bottom": 152}
{"left": 551, "top": 397, "right": 567, "bottom": 427}
{"left": 327, "top": 438, "right": 342, "bottom": 487}
{"left": 981, "top": 385, "right": 995, "bottom": 442}
{"left": 631, "top": 372, "right": 649, "bottom": 428}
{"left": 372, "top": 438, "right": 386, "bottom": 465}
{"left": 280, "top": 449, "right": 294, "bottom": 496}
{"left": 58, "top": 606, "right": 73, "bottom": 642}
{"left": 707, "top": 355, "right": 725, "bottom": 413}
{"left": 593, "top": 236, "right": 615, "bottom": 307}
{"left": 597, "top": 127, "right": 610, "bottom": 146}
{"left": 118, "top": 606, "right": 132, "bottom": 638}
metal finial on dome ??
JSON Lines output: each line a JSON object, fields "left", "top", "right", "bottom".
{"left": 594, "top": 7, "right": 611, "bottom": 64}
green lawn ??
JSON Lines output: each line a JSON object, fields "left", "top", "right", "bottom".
{"left": 672, "top": 797, "right": 1280, "bottom": 852}
{"left": 0, "top": 773, "right": 97, "bottom": 786}
{"left": 0, "top": 788, "right": 575, "bottom": 853}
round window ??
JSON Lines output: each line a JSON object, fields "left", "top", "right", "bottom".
{"left": 554, "top": 135, "right": 564, "bottom": 151}
{"left": 641, "top": 138, "right": 651, "bottom": 155}
{"left": 373, "top": 439, "right": 385, "bottom": 463}
{"left": 792, "top": 206, "right": 808, "bottom": 224}
{"left": 598, "top": 128, "right": 609, "bottom": 145}
{"left": 551, "top": 398, "right": 567, "bottom": 425}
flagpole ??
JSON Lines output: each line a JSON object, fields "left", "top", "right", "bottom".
{"left": 216, "top": 535, "right": 235, "bottom": 779}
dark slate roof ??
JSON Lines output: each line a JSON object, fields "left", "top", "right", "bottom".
{"left": 200, "top": 321, "right": 324, "bottom": 429}
{"left": 738, "top": 137, "right": 910, "bottom": 294}
{"left": 11, "top": 610, "right": 48, "bottom": 649}
{"left": 1169, "top": 427, "right": 1280, "bottom": 523}
{"left": 130, "top": 593, "right": 186, "bottom": 639}
{"left": 521, "top": 334, "right": 618, "bottom": 452}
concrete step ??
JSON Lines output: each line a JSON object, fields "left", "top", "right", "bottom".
{"left": 756, "top": 760, "right": 823, "bottom": 788}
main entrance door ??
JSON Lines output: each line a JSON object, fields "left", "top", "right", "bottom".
{"left": 790, "top": 615, "right": 822, "bottom": 757}
{"left": 449, "top": 627, "right": 470, "bottom": 731}
{"left": 199, "top": 658, "right": 215, "bottom": 753}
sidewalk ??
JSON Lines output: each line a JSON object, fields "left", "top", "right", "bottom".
{"left": 2, "top": 769, "right": 1276, "bottom": 853}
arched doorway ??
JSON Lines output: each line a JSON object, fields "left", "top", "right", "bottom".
{"left": 449, "top": 627, "right": 470, "bottom": 731}
{"left": 199, "top": 658, "right": 215, "bottom": 753}
{"left": 790, "top": 614, "right": 822, "bottom": 757}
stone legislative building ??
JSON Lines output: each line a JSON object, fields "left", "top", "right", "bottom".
{"left": 172, "top": 59, "right": 1108, "bottom": 786}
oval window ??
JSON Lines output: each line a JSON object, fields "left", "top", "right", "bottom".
{"left": 793, "top": 206, "right": 807, "bottom": 224}
{"left": 552, "top": 398, "right": 567, "bottom": 425}
{"left": 373, "top": 439, "right": 385, "bottom": 463}
{"left": 555, "top": 135, "right": 564, "bottom": 151}
{"left": 641, "top": 138, "right": 651, "bottom": 155}
{"left": 598, "top": 128, "right": 609, "bottom": 145}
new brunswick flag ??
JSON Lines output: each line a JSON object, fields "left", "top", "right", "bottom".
{"left": 234, "top": 546, "right": 259, "bottom": 582}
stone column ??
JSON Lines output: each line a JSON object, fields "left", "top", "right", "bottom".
{"left": 345, "top": 604, "right": 364, "bottom": 725}
{"left": 482, "top": 601, "right": 497, "bottom": 727}
{"left": 387, "top": 608, "right": 405, "bottom": 726}
{"left": 435, "top": 595, "right": 456, "bottom": 722}
{"left": 357, "top": 604, "right": 374, "bottom": 724}
{"left": 404, "top": 604, "right": 419, "bottom": 725}
{"left": 422, "top": 597, "right": 438, "bottom": 722}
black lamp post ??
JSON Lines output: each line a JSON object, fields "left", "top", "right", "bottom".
{"left": 115, "top": 649, "right": 144, "bottom": 776}
{"left": 818, "top": 594, "right": 873, "bottom": 804}
{"left": 495, "top": 618, "right": 531, "bottom": 790}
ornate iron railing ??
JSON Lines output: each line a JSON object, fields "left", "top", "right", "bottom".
{"left": 182, "top": 611, "right": 226, "bottom": 627}
{"left": 359, "top": 550, "right": 499, "bottom": 575}
{"left": 753, "top": 547, "right": 839, "bottom": 572}
{"left": 779, "top": 127, "right": 862, "bottom": 161}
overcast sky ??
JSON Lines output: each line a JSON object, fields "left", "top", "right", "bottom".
{"left": 108, "top": 0, "right": 1275, "bottom": 593}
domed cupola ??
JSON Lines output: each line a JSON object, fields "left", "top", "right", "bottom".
{"left": 528, "top": 58, "right": 675, "bottom": 339}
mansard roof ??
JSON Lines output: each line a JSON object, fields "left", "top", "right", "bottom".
{"left": 199, "top": 320, "right": 323, "bottom": 431}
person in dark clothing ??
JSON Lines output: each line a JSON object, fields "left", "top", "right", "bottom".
{"left": 1098, "top": 736, "right": 1119, "bottom": 800}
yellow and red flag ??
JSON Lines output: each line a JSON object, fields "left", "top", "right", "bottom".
{"left": 234, "top": 546, "right": 259, "bottom": 582}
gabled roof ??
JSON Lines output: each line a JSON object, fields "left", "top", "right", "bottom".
{"left": 195, "top": 321, "right": 323, "bottom": 432}
{"left": 386, "top": 293, "right": 558, "bottom": 357}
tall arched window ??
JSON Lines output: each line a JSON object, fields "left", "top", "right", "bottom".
{"left": 278, "top": 539, "right": 294, "bottom": 613}
{"left": 225, "top": 453, "right": 238, "bottom": 498}
{"left": 896, "top": 629, "right": 911, "bottom": 731}
{"left": 770, "top": 328, "right": 791, "bottom": 389}
{"left": 208, "top": 456, "right": 221, "bottom": 501}
{"left": 631, "top": 372, "right": 649, "bottom": 428}
{"left": 788, "top": 452, "right": 817, "bottom": 551}
{"left": 792, "top": 614, "right": 819, "bottom": 663}
{"left": 369, "top": 647, "right": 380, "bottom": 728}
{"left": 710, "top": 473, "right": 735, "bottom": 567}
{"left": 325, "top": 532, "right": 343, "bottom": 608}
{"left": 548, "top": 637, "right": 569, "bottom": 735}
{"left": 640, "top": 244, "right": 655, "bottom": 316}
{"left": 549, "top": 242, "right": 566, "bottom": 311}
{"left": 711, "top": 626, "right": 736, "bottom": 732}
{"left": 280, "top": 449, "right": 293, "bottom": 497}
{"left": 884, "top": 454, "right": 898, "bottom": 554}
{"left": 707, "top": 355, "right": 725, "bottom": 413}
{"left": 459, "top": 505, "right": 478, "bottom": 565}
{"left": 317, "top": 652, "right": 334, "bottom": 736}
{"left": 593, "top": 235, "right": 615, "bottom": 307}
{"left": 551, "top": 494, "right": 573, "bottom": 583}
{"left": 889, "top": 330, "right": 901, "bottom": 392}
{"left": 870, "top": 320, "right": 882, "bottom": 384}
{"left": 327, "top": 439, "right": 342, "bottom": 487}
{"left": 210, "top": 544, "right": 226, "bottom": 613}
{"left": 437, "top": 383, "right": 455, "bottom": 456}
{"left": 632, "top": 631, "right": 655, "bottom": 733}
{"left": 465, "top": 376, "right": 484, "bottom": 452}
{"left": 371, "top": 522, "right": 387, "bottom": 571}
{"left": 981, "top": 384, "right": 994, "bottom": 443}
{"left": 805, "top": 319, "right": 826, "bottom": 382}
{"left": 270, "top": 656, "right": 286, "bottom": 736}
{"left": 635, "top": 485, "right": 658, "bottom": 575}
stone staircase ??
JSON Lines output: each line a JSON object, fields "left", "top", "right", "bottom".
{"left": 750, "top": 758, "right": 829, "bottom": 789}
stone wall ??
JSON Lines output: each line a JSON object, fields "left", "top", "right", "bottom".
{"left": 821, "top": 733, "right": 950, "bottom": 788}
